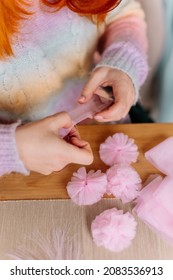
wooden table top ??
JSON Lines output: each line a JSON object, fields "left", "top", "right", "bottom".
{"left": 0, "top": 123, "right": 173, "bottom": 201}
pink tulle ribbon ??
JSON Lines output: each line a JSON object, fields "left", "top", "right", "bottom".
{"left": 99, "top": 133, "right": 139, "bottom": 166}
{"left": 91, "top": 208, "right": 137, "bottom": 252}
{"left": 67, "top": 167, "right": 107, "bottom": 205}
{"left": 59, "top": 93, "right": 112, "bottom": 138}
{"left": 133, "top": 176, "right": 173, "bottom": 244}
{"left": 145, "top": 136, "right": 173, "bottom": 176}
{"left": 134, "top": 137, "right": 173, "bottom": 245}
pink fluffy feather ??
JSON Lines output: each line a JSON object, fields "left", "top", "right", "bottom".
{"left": 67, "top": 167, "right": 107, "bottom": 205}
{"left": 91, "top": 208, "right": 137, "bottom": 252}
{"left": 99, "top": 133, "right": 139, "bottom": 166}
{"left": 106, "top": 164, "right": 142, "bottom": 203}
{"left": 8, "top": 229, "right": 82, "bottom": 260}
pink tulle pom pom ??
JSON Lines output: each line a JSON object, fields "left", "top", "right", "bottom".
{"left": 106, "top": 164, "right": 142, "bottom": 203}
{"left": 67, "top": 167, "right": 107, "bottom": 205}
{"left": 91, "top": 208, "right": 137, "bottom": 252}
{"left": 99, "top": 133, "right": 139, "bottom": 166}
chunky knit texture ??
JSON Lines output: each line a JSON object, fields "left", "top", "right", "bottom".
{"left": 0, "top": 122, "right": 29, "bottom": 176}
{"left": 0, "top": 0, "right": 148, "bottom": 176}
{"left": 96, "top": 41, "right": 148, "bottom": 103}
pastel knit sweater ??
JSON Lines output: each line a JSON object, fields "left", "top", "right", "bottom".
{"left": 0, "top": 0, "right": 148, "bottom": 176}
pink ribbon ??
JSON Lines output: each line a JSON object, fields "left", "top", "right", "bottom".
{"left": 134, "top": 137, "right": 173, "bottom": 245}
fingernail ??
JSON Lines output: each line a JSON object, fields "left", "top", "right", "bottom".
{"left": 78, "top": 96, "right": 86, "bottom": 102}
{"left": 94, "top": 116, "right": 104, "bottom": 120}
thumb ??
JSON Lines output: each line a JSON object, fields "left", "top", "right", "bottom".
{"left": 48, "top": 112, "right": 73, "bottom": 133}
{"left": 78, "top": 71, "right": 104, "bottom": 103}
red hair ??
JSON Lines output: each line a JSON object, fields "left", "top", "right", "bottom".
{"left": 0, "top": 0, "right": 121, "bottom": 59}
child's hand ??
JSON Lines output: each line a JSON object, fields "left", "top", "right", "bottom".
{"left": 15, "top": 112, "right": 93, "bottom": 175}
{"left": 79, "top": 67, "right": 135, "bottom": 122}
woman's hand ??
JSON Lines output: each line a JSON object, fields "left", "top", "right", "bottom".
{"left": 15, "top": 112, "right": 93, "bottom": 175}
{"left": 78, "top": 67, "right": 135, "bottom": 122}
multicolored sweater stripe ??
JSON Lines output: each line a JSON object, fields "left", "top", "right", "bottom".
{"left": 0, "top": 0, "right": 148, "bottom": 176}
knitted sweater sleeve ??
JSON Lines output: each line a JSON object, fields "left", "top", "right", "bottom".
{"left": 95, "top": 0, "right": 149, "bottom": 102}
{"left": 0, "top": 121, "right": 29, "bottom": 177}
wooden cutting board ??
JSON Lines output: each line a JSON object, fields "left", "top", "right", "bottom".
{"left": 0, "top": 123, "right": 173, "bottom": 201}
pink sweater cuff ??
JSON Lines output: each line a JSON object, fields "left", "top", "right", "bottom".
{"left": 95, "top": 16, "right": 149, "bottom": 103}
{"left": 95, "top": 41, "right": 149, "bottom": 103}
{"left": 0, "top": 122, "right": 29, "bottom": 176}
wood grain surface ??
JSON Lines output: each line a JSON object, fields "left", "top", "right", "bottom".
{"left": 0, "top": 123, "right": 173, "bottom": 201}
